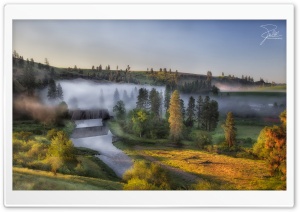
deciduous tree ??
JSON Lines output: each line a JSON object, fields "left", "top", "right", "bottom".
{"left": 168, "top": 90, "right": 183, "bottom": 143}
{"left": 222, "top": 112, "right": 236, "bottom": 147}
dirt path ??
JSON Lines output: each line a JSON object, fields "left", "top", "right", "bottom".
{"left": 134, "top": 146, "right": 201, "bottom": 184}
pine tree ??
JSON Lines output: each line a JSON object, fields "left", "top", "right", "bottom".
{"left": 208, "top": 100, "right": 219, "bottom": 131}
{"left": 222, "top": 112, "right": 236, "bottom": 147}
{"left": 149, "top": 88, "right": 161, "bottom": 118}
{"left": 113, "top": 88, "right": 120, "bottom": 105}
{"left": 202, "top": 96, "right": 210, "bottom": 130}
{"left": 22, "top": 64, "right": 36, "bottom": 95}
{"left": 113, "top": 100, "right": 126, "bottom": 120}
{"left": 47, "top": 79, "right": 57, "bottom": 100}
{"left": 180, "top": 99, "right": 185, "bottom": 120}
{"left": 123, "top": 90, "right": 130, "bottom": 102}
{"left": 186, "top": 96, "right": 196, "bottom": 127}
{"left": 56, "top": 83, "right": 63, "bottom": 100}
{"left": 164, "top": 85, "right": 171, "bottom": 110}
{"left": 168, "top": 90, "right": 183, "bottom": 143}
{"left": 196, "top": 96, "right": 203, "bottom": 129}
{"left": 136, "top": 88, "right": 149, "bottom": 109}
{"left": 164, "top": 84, "right": 171, "bottom": 119}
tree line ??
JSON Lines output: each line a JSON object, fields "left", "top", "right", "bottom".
{"left": 113, "top": 87, "right": 219, "bottom": 143}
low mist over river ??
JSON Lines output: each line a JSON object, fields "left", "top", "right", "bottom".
{"left": 39, "top": 78, "right": 165, "bottom": 113}
{"left": 39, "top": 78, "right": 286, "bottom": 118}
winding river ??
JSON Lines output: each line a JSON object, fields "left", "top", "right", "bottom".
{"left": 70, "top": 119, "right": 133, "bottom": 178}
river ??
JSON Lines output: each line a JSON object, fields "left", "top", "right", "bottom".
{"left": 70, "top": 119, "right": 133, "bottom": 178}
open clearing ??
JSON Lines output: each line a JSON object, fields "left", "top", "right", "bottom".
{"left": 140, "top": 148, "right": 285, "bottom": 190}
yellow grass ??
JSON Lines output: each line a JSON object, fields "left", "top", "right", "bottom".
{"left": 143, "top": 149, "right": 285, "bottom": 190}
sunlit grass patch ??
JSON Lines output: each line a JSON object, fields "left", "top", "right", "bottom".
{"left": 142, "top": 149, "right": 283, "bottom": 190}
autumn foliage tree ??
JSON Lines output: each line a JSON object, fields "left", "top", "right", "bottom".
{"left": 253, "top": 110, "right": 286, "bottom": 178}
{"left": 168, "top": 90, "right": 183, "bottom": 143}
{"left": 222, "top": 112, "right": 236, "bottom": 148}
{"left": 46, "top": 131, "right": 76, "bottom": 175}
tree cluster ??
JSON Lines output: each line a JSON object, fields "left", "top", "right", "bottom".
{"left": 47, "top": 79, "right": 64, "bottom": 100}
{"left": 179, "top": 79, "right": 211, "bottom": 94}
{"left": 253, "top": 110, "right": 286, "bottom": 179}
{"left": 114, "top": 87, "right": 168, "bottom": 139}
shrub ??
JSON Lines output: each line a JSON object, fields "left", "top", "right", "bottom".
{"left": 123, "top": 161, "right": 170, "bottom": 190}
{"left": 253, "top": 127, "right": 269, "bottom": 159}
{"left": 13, "top": 139, "right": 28, "bottom": 153}
{"left": 124, "top": 178, "right": 158, "bottom": 190}
{"left": 13, "top": 131, "right": 33, "bottom": 141}
{"left": 62, "top": 121, "right": 76, "bottom": 137}
{"left": 27, "top": 142, "right": 47, "bottom": 159}
{"left": 46, "top": 129, "right": 59, "bottom": 140}
{"left": 191, "top": 131, "right": 212, "bottom": 150}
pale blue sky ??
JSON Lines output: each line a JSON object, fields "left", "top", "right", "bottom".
{"left": 13, "top": 20, "right": 286, "bottom": 83}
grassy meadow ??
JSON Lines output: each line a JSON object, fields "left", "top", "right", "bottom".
{"left": 109, "top": 118, "right": 285, "bottom": 190}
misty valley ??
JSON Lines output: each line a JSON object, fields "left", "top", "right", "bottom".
{"left": 12, "top": 55, "right": 286, "bottom": 190}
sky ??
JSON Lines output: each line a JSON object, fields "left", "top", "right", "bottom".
{"left": 13, "top": 20, "right": 286, "bottom": 83}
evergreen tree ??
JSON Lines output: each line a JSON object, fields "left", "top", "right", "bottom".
{"left": 180, "top": 99, "right": 185, "bottom": 121}
{"left": 56, "top": 83, "right": 63, "bottom": 100}
{"left": 168, "top": 90, "right": 183, "bottom": 143}
{"left": 130, "top": 90, "right": 135, "bottom": 101}
{"left": 211, "top": 85, "right": 220, "bottom": 95}
{"left": 186, "top": 96, "right": 196, "bottom": 127}
{"left": 136, "top": 88, "right": 149, "bottom": 109}
{"left": 47, "top": 79, "right": 57, "bottom": 100}
{"left": 202, "top": 96, "right": 211, "bottom": 130}
{"left": 113, "top": 100, "right": 126, "bottom": 120}
{"left": 222, "top": 112, "right": 236, "bottom": 147}
{"left": 164, "top": 85, "right": 171, "bottom": 109}
{"left": 149, "top": 88, "right": 161, "bottom": 118}
{"left": 22, "top": 63, "right": 36, "bottom": 95}
{"left": 208, "top": 100, "right": 219, "bottom": 131}
{"left": 113, "top": 88, "right": 120, "bottom": 105}
{"left": 196, "top": 96, "right": 203, "bottom": 129}
{"left": 164, "top": 85, "right": 172, "bottom": 119}
{"left": 122, "top": 90, "right": 130, "bottom": 102}
{"left": 159, "top": 91, "right": 164, "bottom": 118}
{"left": 45, "top": 58, "right": 50, "bottom": 70}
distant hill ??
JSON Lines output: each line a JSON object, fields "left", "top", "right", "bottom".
{"left": 12, "top": 56, "right": 285, "bottom": 94}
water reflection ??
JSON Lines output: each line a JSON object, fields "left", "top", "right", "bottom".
{"left": 71, "top": 119, "right": 133, "bottom": 178}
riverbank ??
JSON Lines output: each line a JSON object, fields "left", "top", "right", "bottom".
{"left": 71, "top": 119, "right": 133, "bottom": 178}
